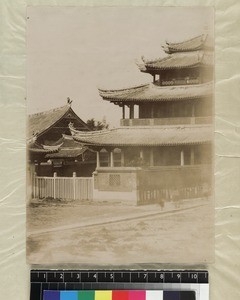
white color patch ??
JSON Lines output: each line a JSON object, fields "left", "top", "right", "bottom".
{"left": 146, "top": 290, "right": 163, "bottom": 300}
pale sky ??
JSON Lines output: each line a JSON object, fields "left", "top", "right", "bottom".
{"left": 27, "top": 6, "right": 214, "bottom": 127}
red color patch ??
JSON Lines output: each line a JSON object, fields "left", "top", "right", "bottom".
{"left": 112, "top": 290, "right": 129, "bottom": 300}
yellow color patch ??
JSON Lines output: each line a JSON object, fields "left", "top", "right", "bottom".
{"left": 95, "top": 291, "right": 112, "bottom": 300}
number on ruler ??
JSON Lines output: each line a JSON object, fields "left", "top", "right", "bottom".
{"left": 191, "top": 273, "right": 198, "bottom": 279}
{"left": 177, "top": 274, "right": 181, "bottom": 279}
{"left": 60, "top": 273, "right": 63, "bottom": 280}
{"left": 110, "top": 273, "right": 113, "bottom": 280}
{"left": 93, "top": 273, "right": 97, "bottom": 279}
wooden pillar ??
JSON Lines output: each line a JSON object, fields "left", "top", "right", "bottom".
{"left": 181, "top": 150, "right": 184, "bottom": 166}
{"left": 190, "top": 148, "right": 195, "bottom": 165}
{"left": 96, "top": 151, "right": 100, "bottom": 168}
{"left": 121, "top": 150, "right": 125, "bottom": 167}
{"left": 153, "top": 74, "right": 156, "bottom": 83}
{"left": 199, "top": 68, "right": 203, "bottom": 84}
{"left": 53, "top": 172, "right": 57, "bottom": 199}
{"left": 150, "top": 148, "right": 154, "bottom": 167}
{"left": 130, "top": 104, "right": 134, "bottom": 119}
{"left": 110, "top": 151, "right": 114, "bottom": 167}
{"left": 151, "top": 104, "right": 154, "bottom": 118}
{"left": 136, "top": 104, "right": 139, "bottom": 119}
{"left": 37, "top": 161, "right": 40, "bottom": 176}
{"left": 191, "top": 102, "right": 195, "bottom": 117}
{"left": 122, "top": 104, "right": 125, "bottom": 119}
{"left": 73, "top": 172, "right": 76, "bottom": 200}
{"left": 171, "top": 103, "right": 175, "bottom": 118}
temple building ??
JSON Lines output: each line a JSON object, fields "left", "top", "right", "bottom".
{"left": 28, "top": 102, "right": 96, "bottom": 177}
{"left": 70, "top": 34, "right": 214, "bottom": 204}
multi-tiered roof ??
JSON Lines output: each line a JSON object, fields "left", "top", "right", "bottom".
{"left": 71, "top": 34, "right": 213, "bottom": 148}
{"left": 139, "top": 34, "right": 213, "bottom": 72}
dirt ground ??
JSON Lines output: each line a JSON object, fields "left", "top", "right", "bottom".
{"left": 27, "top": 198, "right": 214, "bottom": 265}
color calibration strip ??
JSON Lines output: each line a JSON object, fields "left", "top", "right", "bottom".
{"left": 43, "top": 290, "right": 195, "bottom": 300}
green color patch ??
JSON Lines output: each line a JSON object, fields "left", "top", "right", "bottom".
{"left": 78, "top": 290, "right": 95, "bottom": 300}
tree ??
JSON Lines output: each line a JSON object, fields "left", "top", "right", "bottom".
{"left": 86, "top": 118, "right": 109, "bottom": 131}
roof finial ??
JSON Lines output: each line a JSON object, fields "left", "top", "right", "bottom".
{"left": 67, "top": 97, "right": 73, "bottom": 106}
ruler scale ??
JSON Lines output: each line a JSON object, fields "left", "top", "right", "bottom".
{"left": 30, "top": 270, "right": 208, "bottom": 300}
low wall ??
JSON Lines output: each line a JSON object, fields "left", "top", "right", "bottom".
{"left": 92, "top": 165, "right": 212, "bottom": 205}
{"left": 93, "top": 167, "right": 139, "bottom": 204}
{"left": 92, "top": 188, "right": 137, "bottom": 205}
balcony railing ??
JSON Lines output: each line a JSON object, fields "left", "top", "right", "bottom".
{"left": 160, "top": 78, "right": 200, "bottom": 86}
{"left": 120, "top": 116, "right": 212, "bottom": 126}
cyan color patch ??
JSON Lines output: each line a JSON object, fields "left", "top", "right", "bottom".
{"left": 60, "top": 291, "right": 78, "bottom": 300}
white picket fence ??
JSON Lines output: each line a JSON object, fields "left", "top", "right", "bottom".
{"left": 32, "top": 173, "right": 93, "bottom": 200}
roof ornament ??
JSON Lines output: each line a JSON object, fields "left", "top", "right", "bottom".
{"left": 69, "top": 122, "right": 78, "bottom": 136}
{"left": 67, "top": 97, "right": 73, "bottom": 106}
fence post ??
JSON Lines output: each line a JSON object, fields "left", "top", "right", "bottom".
{"left": 53, "top": 172, "right": 57, "bottom": 199}
{"left": 73, "top": 172, "right": 76, "bottom": 200}
{"left": 33, "top": 172, "right": 36, "bottom": 199}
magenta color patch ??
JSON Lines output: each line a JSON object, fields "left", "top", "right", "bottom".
{"left": 129, "top": 290, "right": 146, "bottom": 300}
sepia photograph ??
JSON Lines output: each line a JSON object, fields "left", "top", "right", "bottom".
{"left": 26, "top": 6, "right": 214, "bottom": 264}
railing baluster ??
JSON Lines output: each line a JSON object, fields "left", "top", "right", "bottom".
{"left": 31, "top": 175, "right": 93, "bottom": 201}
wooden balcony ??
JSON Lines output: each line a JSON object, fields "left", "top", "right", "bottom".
{"left": 160, "top": 78, "right": 200, "bottom": 86}
{"left": 120, "top": 116, "right": 212, "bottom": 126}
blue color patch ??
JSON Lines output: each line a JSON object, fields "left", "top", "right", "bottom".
{"left": 60, "top": 291, "right": 78, "bottom": 300}
{"left": 43, "top": 290, "right": 60, "bottom": 300}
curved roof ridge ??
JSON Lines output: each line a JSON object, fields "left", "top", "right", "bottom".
{"left": 162, "top": 34, "right": 209, "bottom": 54}
{"left": 99, "top": 81, "right": 213, "bottom": 103}
{"left": 42, "top": 143, "right": 63, "bottom": 150}
{"left": 139, "top": 51, "right": 207, "bottom": 71}
{"left": 28, "top": 104, "right": 89, "bottom": 139}
{"left": 69, "top": 123, "right": 117, "bottom": 137}
{"left": 147, "top": 50, "right": 203, "bottom": 64}
{"left": 142, "top": 54, "right": 171, "bottom": 65}
{"left": 98, "top": 83, "right": 149, "bottom": 93}
{"left": 165, "top": 33, "right": 206, "bottom": 46}
{"left": 71, "top": 124, "right": 213, "bottom": 147}
{"left": 28, "top": 104, "right": 69, "bottom": 119}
